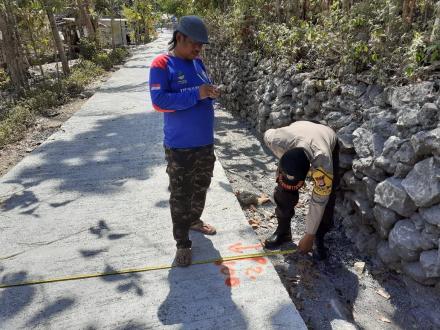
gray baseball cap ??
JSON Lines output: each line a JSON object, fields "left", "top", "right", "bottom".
{"left": 176, "top": 15, "right": 209, "bottom": 44}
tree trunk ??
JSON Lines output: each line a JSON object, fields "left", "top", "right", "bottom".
{"left": 0, "top": 5, "right": 28, "bottom": 92}
{"left": 111, "top": 17, "right": 116, "bottom": 50}
{"left": 322, "top": 0, "right": 332, "bottom": 11}
{"left": 431, "top": 1, "right": 440, "bottom": 43}
{"left": 402, "top": 0, "right": 417, "bottom": 24}
{"left": 42, "top": 0, "right": 70, "bottom": 75}
{"left": 302, "top": 0, "right": 310, "bottom": 20}
{"left": 275, "top": 0, "right": 281, "bottom": 22}
{"left": 77, "top": 0, "right": 96, "bottom": 41}
{"left": 24, "top": 14, "right": 44, "bottom": 77}
{"left": 342, "top": 0, "right": 352, "bottom": 11}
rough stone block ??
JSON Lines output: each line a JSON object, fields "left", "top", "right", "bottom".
{"left": 419, "top": 204, "right": 440, "bottom": 226}
{"left": 373, "top": 205, "right": 400, "bottom": 239}
{"left": 402, "top": 157, "right": 440, "bottom": 208}
{"left": 420, "top": 249, "right": 440, "bottom": 277}
{"left": 374, "top": 177, "right": 417, "bottom": 217}
{"left": 353, "top": 157, "right": 386, "bottom": 182}
{"left": 377, "top": 240, "right": 400, "bottom": 264}
{"left": 410, "top": 128, "right": 440, "bottom": 158}
{"left": 418, "top": 103, "right": 439, "bottom": 129}
{"left": 389, "top": 220, "right": 425, "bottom": 261}
{"left": 402, "top": 261, "right": 439, "bottom": 285}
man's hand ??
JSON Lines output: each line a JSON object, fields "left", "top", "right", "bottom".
{"left": 298, "top": 233, "right": 315, "bottom": 254}
{"left": 199, "top": 84, "right": 220, "bottom": 99}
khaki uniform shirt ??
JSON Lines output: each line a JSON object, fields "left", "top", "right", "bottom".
{"left": 264, "top": 121, "right": 337, "bottom": 234}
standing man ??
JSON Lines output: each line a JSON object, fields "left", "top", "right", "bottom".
{"left": 149, "top": 16, "right": 220, "bottom": 267}
{"left": 263, "top": 121, "right": 340, "bottom": 260}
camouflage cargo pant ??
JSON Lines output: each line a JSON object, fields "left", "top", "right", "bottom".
{"left": 165, "top": 144, "right": 216, "bottom": 248}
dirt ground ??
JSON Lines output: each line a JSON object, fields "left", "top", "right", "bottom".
{"left": 0, "top": 73, "right": 110, "bottom": 178}
{"left": 1, "top": 75, "right": 439, "bottom": 329}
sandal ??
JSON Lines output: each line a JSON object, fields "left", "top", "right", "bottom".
{"left": 189, "top": 220, "right": 217, "bottom": 235}
{"left": 174, "top": 248, "right": 192, "bottom": 267}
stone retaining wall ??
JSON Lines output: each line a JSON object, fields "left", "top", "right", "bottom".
{"left": 206, "top": 47, "right": 440, "bottom": 285}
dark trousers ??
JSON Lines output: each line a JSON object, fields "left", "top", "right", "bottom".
{"left": 165, "top": 145, "right": 215, "bottom": 249}
{"left": 274, "top": 142, "right": 340, "bottom": 244}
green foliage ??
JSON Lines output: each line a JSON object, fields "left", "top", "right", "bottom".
{"left": 24, "top": 82, "right": 65, "bottom": 115}
{"left": 202, "top": 0, "right": 439, "bottom": 82}
{"left": 0, "top": 103, "right": 34, "bottom": 147}
{"left": 64, "top": 60, "right": 105, "bottom": 96}
{"left": 109, "top": 47, "right": 129, "bottom": 65}
{"left": 0, "top": 69, "right": 11, "bottom": 90}
{"left": 93, "top": 52, "right": 113, "bottom": 71}
{"left": 78, "top": 37, "right": 98, "bottom": 60}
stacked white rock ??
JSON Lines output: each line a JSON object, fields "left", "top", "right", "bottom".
{"left": 206, "top": 44, "right": 440, "bottom": 285}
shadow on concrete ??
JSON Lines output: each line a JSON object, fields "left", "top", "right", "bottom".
{"left": 158, "top": 235, "right": 247, "bottom": 328}
{"left": 2, "top": 112, "right": 163, "bottom": 217}
{"left": 100, "top": 264, "right": 144, "bottom": 296}
{"left": 155, "top": 200, "right": 169, "bottom": 208}
{"left": 0, "top": 271, "right": 36, "bottom": 321}
{"left": 214, "top": 114, "right": 276, "bottom": 186}
{"left": 26, "top": 297, "right": 75, "bottom": 327}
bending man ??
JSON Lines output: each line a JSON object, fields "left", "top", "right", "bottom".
{"left": 264, "top": 121, "right": 340, "bottom": 260}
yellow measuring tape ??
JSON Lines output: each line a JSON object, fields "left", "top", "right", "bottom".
{"left": 0, "top": 249, "right": 296, "bottom": 289}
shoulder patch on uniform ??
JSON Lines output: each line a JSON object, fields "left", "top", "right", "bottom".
{"left": 151, "top": 54, "right": 169, "bottom": 69}
{"left": 311, "top": 167, "right": 333, "bottom": 196}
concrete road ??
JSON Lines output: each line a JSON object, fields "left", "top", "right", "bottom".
{"left": 0, "top": 32, "right": 306, "bottom": 329}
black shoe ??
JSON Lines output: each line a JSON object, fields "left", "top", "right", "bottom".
{"left": 264, "top": 231, "right": 292, "bottom": 249}
{"left": 313, "top": 240, "right": 328, "bottom": 260}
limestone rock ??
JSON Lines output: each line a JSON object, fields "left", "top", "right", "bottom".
{"left": 402, "top": 261, "right": 439, "bottom": 285}
{"left": 389, "top": 219, "right": 425, "bottom": 261}
{"left": 387, "top": 82, "right": 436, "bottom": 109}
{"left": 377, "top": 240, "right": 400, "bottom": 264}
{"left": 418, "top": 103, "right": 439, "bottom": 129}
{"left": 374, "top": 178, "right": 417, "bottom": 217}
{"left": 419, "top": 204, "right": 440, "bottom": 226}
{"left": 402, "top": 157, "right": 440, "bottom": 208}
{"left": 373, "top": 205, "right": 400, "bottom": 239}
{"left": 352, "top": 128, "right": 384, "bottom": 158}
{"left": 420, "top": 249, "right": 440, "bottom": 277}
{"left": 269, "top": 110, "right": 290, "bottom": 128}
{"left": 410, "top": 128, "right": 440, "bottom": 158}
{"left": 363, "top": 176, "right": 378, "bottom": 204}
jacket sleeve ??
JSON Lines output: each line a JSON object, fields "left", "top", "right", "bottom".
{"left": 305, "top": 154, "right": 334, "bottom": 234}
{"left": 149, "top": 57, "right": 200, "bottom": 112}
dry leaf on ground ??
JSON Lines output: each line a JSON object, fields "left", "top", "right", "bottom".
{"left": 378, "top": 316, "right": 392, "bottom": 323}
{"left": 248, "top": 218, "right": 260, "bottom": 229}
{"left": 375, "top": 288, "right": 391, "bottom": 300}
{"left": 257, "top": 193, "right": 270, "bottom": 205}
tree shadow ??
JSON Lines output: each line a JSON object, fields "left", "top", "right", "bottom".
{"left": 1, "top": 112, "right": 164, "bottom": 217}
{"left": 99, "top": 264, "right": 144, "bottom": 296}
{"left": 284, "top": 253, "right": 360, "bottom": 329}
{"left": 26, "top": 297, "right": 75, "bottom": 327}
{"left": 157, "top": 234, "right": 248, "bottom": 329}
{"left": 0, "top": 271, "right": 36, "bottom": 322}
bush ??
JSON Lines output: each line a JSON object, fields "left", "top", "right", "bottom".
{"left": 78, "top": 37, "right": 98, "bottom": 60}
{"left": 0, "top": 68, "right": 10, "bottom": 90}
{"left": 63, "top": 60, "right": 104, "bottom": 96}
{"left": 25, "top": 88, "right": 64, "bottom": 115}
{"left": 109, "top": 47, "right": 129, "bottom": 65}
{"left": 93, "top": 52, "right": 113, "bottom": 71}
{"left": 0, "top": 104, "right": 34, "bottom": 147}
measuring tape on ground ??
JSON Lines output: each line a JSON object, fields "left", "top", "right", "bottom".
{"left": 0, "top": 249, "right": 296, "bottom": 289}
